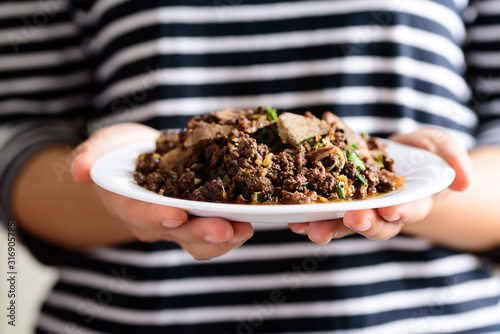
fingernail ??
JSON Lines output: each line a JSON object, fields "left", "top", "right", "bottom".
{"left": 227, "top": 235, "right": 247, "bottom": 245}
{"left": 203, "top": 234, "right": 220, "bottom": 243}
{"left": 324, "top": 235, "right": 334, "bottom": 244}
{"left": 162, "top": 218, "right": 185, "bottom": 228}
{"left": 295, "top": 226, "right": 309, "bottom": 235}
{"left": 323, "top": 231, "right": 338, "bottom": 244}
{"left": 384, "top": 213, "right": 401, "bottom": 222}
{"left": 352, "top": 218, "right": 372, "bottom": 232}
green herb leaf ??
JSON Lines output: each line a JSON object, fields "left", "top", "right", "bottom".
{"left": 336, "top": 180, "right": 345, "bottom": 199}
{"left": 168, "top": 172, "right": 177, "bottom": 183}
{"left": 228, "top": 135, "right": 239, "bottom": 146}
{"left": 300, "top": 136, "right": 315, "bottom": 144}
{"left": 251, "top": 192, "right": 263, "bottom": 203}
{"left": 377, "top": 153, "right": 385, "bottom": 168}
{"left": 346, "top": 148, "right": 366, "bottom": 171}
{"left": 312, "top": 141, "right": 324, "bottom": 150}
{"left": 296, "top": 181, "right": 310, "bottom": 193}
{"left": 267, "top": 104, "right": 278, "bottom": 121}
{"left": 355, "top": 173, "right": 368, "bottom": 185}
{"left": 222, "top": 175, "right": 231, "bottom": 184}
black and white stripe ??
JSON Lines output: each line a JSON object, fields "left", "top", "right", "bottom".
{"left": 35, "top": 233, "right": 500, "bottom": 333}
{"left": 1, "top": 0, "right": 500, "bottom": 333}
{"left": 466, "top": 0, "right": 500, "bottom": 146}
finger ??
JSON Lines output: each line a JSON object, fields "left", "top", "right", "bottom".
{"left": 227, "top": 221, "right": 255, "bottom": 245}
{"left": 331, "top": 224, "right": 356, "bottom": 239}
{"left": 290, "top": 221, "right": 355, "bottom": 242}
{"left": 343, "top": 209, "right": 403, "bottom": 241}
{"left": 71, "top": 124, "right": 159, "bottom": 183}
{"left": 390, "top": 128, "right": 472, "bottom": 191}
{"left": 180, "top": 242, "right": 234, "bottom": 261}
{"left": 377, "top": 197, "right": 434, "bottom": 225}
{"left": 288, "top": 222, "right": 310, "bottom": 235}
{"left": 175, "top": 220, "right": 254, "bottom": 260}
{"left": 71, "top": 141, "right": 95, "bottom": 183}
{"left": 306, "top": 219, "right": 344, "bottom": 244}
{"left": 99, "top": 188, "right": 254, "bottom": 253}
{"left": 167, "top": 217, "right": 250, "bottom": 245}
{"left": 446, "top": 153, "right": 472, "bottom": 192}
{"left": 97, "top": 189, "right": 189, "bottom": 232}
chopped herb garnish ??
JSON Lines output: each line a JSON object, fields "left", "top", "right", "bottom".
{"left": 377, "top": 153, "right": 385, "bottom": 168}
{"left": 346, "top": 148, "right": 366, "bottom": 171}
{"left": 355, "top": 173, "right": 368, "bottom": 185}
{"left": 267, "top": 104, "right": 278, "bottom": 121}
{"left": 168, "top": 172, "right": 177, "bottom": 183}
{"left": 222, "top": 175, "right": 231, "bottom": 184}
{"left": 312, "top": 141, "right": 324, "bottom": 150}
{"left": 336, "top": 180, "right": 346, "bottom": 199}
{"left": 300, "top": 136, "right": 315, "bottom": 144}
{"left": 228, "top": 135, "right": 239, "bottom": 146}
{"left": 351, "top": 143, "right": 358, "bottom": 149}
{"left": 251, "top": 192, "right": 263, "bottom": 203}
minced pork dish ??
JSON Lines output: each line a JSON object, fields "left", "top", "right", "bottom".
{"left": 134, "top": 107, "right": 405, "bottom": 204}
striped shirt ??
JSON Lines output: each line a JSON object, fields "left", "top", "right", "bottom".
{"left": 1, "top": 0, "right": 500, "bottom": 333}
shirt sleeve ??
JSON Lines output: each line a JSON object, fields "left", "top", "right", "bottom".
{"left": 465, "top": 0, "right": 500, "bottom": 147}
{"left": 0, "top": 1, "right": 90, "bottom": 263}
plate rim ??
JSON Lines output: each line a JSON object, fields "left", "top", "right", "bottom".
{"left": 90, "top": 139, "right": 455, "bottom": 220}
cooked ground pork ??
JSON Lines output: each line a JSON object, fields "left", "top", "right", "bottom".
{"left": 134, "top": 107, "right": 405, "bottom": 204}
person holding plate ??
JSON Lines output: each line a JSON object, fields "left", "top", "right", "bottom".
{"left": 1, "top": 0, "right": 500, "bottom": 333}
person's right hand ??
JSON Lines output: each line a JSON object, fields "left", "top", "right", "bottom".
{"left": 71, "top": 123, "right": 254, "bottom": 260}
{"left": 289, "top": 128, "right": 472, "bottom": 245}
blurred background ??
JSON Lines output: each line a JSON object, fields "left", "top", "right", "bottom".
{"left": 1, "top": 224, "right": 499, "bottom": 334}
{"left": 0, "top": 226, "right": 57, "bottom": 334}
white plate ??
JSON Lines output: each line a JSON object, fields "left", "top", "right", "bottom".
{"left": 90, "top": 140, "right": 455, "bottom": 223}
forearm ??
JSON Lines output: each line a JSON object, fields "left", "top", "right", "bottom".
{"left": 11, "top": 145, "right": 135, "bottom": 249}
{"left": 402, "top": 146, "right": 500, "bottom": 252}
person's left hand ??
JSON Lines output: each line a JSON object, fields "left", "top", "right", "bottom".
{"left": 288, "top": 128, "right": 473, "bottom": 244}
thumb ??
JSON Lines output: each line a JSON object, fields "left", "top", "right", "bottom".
{"left": 71, "top": 141, "right": 97, "bottom": 184}
{"left": 71, "top": 123, "right": 160, "bottom": 184}
{"left": 390, "top": 128, "right": 473, "bottom": 192}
